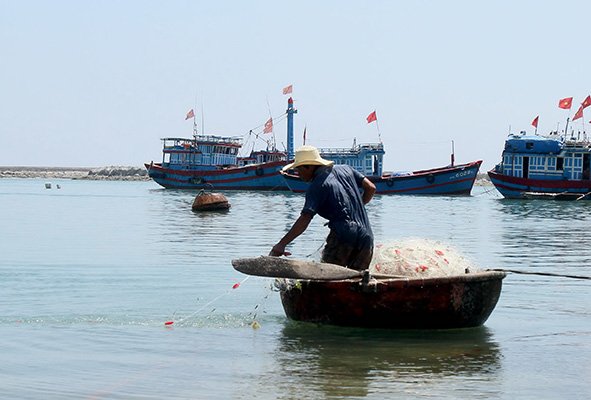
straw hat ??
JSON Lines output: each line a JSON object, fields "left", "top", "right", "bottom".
{"left": 282, "top": 145, "right": 334, "bottom": 172}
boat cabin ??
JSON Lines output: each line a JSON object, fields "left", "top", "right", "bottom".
{"left": 319, "top": 142, "right": 384, "bottom": 177}
{"left": 237, "top": 150, "right": 286, "bottom": 166}
{"left": 497, "top": 134, "right": 591, "bottom": 181}
{"left": 160, "top": 135, "right": 242, "bottom": 169}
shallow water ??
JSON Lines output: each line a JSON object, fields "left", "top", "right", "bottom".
{"left": 0, "top": 179, "right": 589, "bottom": 399}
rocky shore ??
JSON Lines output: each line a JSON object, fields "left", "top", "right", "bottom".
{"left": 0, "top": 166, "right": 150, "bottom": 181}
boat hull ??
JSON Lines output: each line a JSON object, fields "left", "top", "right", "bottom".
{"left": 279, "top": 271, "right": 505, "bottom": 329}
{"left": 145, "top": 161, "right": 289, "bottom": 190}
{"left": 283, "top": 160, "right": 482, "bottom": 195}
{"left": 488, "top": 169, "right": 591, "bottom": 199}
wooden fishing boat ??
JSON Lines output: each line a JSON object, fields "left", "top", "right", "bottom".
{"left": 282, "top": 160, "right": 482, "bottom": 195}
{"left": 232, "top": 257, "right": 505, "bottom": 329}
{"left": 488, "top": 133, "right": 591, "bottom": 199}
{"left": 144, "top": 98, "right": 297, "bottom": 190}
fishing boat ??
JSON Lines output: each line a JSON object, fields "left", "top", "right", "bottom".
{"left": 282, "top": 145, "right": 482, "bottom": 195}
{"left": 144, "top": 98, "right": 298, "bottom": 190}
{"left": 488, "top": 133, "right": 591, "bottom": 199}
{"left": 232, "top": 257, "right": 506, "bottom": 329}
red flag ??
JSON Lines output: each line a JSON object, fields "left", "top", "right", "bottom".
{"left": 263, "top": 117, "right": 273, "bottom": 133}
{"left": 582, "top": 95, "right": 591, "bottom": 109}
{"left": 185, "top": 109, "right": 195, "bottom": 120}
{"left": 282, "top": 85, "right": 293, "bottom": 95}
{"left": 366, "top": 111, "right": 377, "bottom": 123}
{"left": 531, "top": 115, "right": 539, "bottom": 128}
{"left": 558, "top": 97, "right": 573, "bottom": 110}
{"left": 573, "top": 105, "right": 584, "bottom": 121}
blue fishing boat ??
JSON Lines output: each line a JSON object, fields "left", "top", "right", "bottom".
{"left": 488, "top": 133, "right": 591, "bottom": 199}
{"left": 282, "top": 144, "right": 482, "bottom": 195}
{"left": 145, "top": 98, "right": 298, "bottom": 190}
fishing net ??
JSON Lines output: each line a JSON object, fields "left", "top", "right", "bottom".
{"left": 369, "top": 238, "right": 480, "bottom": 278}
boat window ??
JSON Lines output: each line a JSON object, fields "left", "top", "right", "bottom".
{"left": 556, "top": 157, "right": 564, "bottom": 170}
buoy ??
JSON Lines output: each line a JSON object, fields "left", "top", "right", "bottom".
{"left": 191, "top": 190, "right": 230, "bottom": 211}
{"left": 45, "top": 182, "right": 52, "bottom": 189}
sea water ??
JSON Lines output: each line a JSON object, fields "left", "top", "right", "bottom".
{"left": 0, "top": 178, "right": 589, "bottom": 399}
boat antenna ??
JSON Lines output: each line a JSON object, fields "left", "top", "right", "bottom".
{"left": 375, "top": 112, "right": 382, "bottom": 143}
{"left": 201, "top": 102, "right": 205, "bottom": 137}
{"left": 303, "top": 125, "right": 307, "bottom": 146}
{"left": 191, "top": 108, "right": 197, "bottom": 138}
{"left": 450, "top": 140, "right": 455, "bottom": 166}
{"left": 266, "top": 96, "right": 276, "bottom": 150}
{"left": 564, "top": 117, "right": 570, "bottom": 141}
{"left": 193, "top": 91, "right": 200, "bottom": 138}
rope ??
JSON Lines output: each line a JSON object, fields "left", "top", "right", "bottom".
{"left": 473, "top": 186, "right": 501, "bottom": 197}
{"left": 169, "top": 276, "right": 251, "bottom": 326}
{"left": 239, "top": 113, "right": 289, "bottom": 158}
{"left": 243, "top": 112, "right": 288, "bottom": 138}
{"left": 488, "top": 268, "right": 591, "bottom": 280}
{"left": 304, "top": 241, "right": 326, "bottom": 259}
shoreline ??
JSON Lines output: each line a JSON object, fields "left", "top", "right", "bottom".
{"left": 0, "top": 166, "right": 493, "bottom": 185}
{"left": 0, "top": 166, "right": 150, "bottom": 181}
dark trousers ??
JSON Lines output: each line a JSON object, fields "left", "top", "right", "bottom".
{"left": 321, "top": 230, "right": 373, "bottom": 271}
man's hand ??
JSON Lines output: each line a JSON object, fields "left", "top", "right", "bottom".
{"left": 269, "top": 244, "right": 291, "bottom": 257}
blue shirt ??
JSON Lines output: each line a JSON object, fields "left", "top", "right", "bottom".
{"left": 301, "top": 165, "right": 373, "bottom": 248}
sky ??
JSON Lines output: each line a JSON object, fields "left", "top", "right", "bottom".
{"left": 2, "top": 0, "right": 591, "bottom": 172}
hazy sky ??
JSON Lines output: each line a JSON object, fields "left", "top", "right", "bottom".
{"left": 2, "top": 1, "right": 591, "bottom": 171}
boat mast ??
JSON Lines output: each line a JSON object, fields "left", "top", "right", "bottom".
{"left": 450, "top": 140, "right": 455, "bottom": 166}
{"left": 192, "top": 108, "right": 198, "bottom": 143}
{"left": 287, "top": 97, "right": 297, "bottom": 160}
{"left": 201, "top": 103, "right": 205, "bottom": 137}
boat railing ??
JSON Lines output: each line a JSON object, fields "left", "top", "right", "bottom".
{"left": 563, "top": 140, "right": 591, "bottom": 149}
{"left": 319, "top": 143, "right": 384, "bottom": 155}
{"left": 194, "top": 135, "right": 243, "bottom": 147}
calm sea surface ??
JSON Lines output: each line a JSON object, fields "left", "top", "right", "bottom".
{"left": 0, "top": 178, "right": 589, "bottom": 399}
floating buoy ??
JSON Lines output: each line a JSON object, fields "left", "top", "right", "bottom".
{"left": 191, "top": 190, "right": 230, "bottom": 211}
{"left": 45, "top": 182, "right": 52, "bottom": 189}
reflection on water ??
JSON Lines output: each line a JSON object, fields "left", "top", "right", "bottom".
{"left": 273, "top": 322, "right": 502, "bottom": 398}
{"left": 491, "top": 199, "right": 591, "bottom": 272}
{"left": 493, "top": 198, "right": 591, "bottom": 221}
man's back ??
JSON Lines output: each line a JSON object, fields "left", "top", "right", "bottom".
{"left": 304, "top": 165, "right": 373, "bottom": 246}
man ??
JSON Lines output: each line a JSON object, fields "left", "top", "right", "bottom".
{"left": 270, "top": 145, "right": 376, "bottom": 271}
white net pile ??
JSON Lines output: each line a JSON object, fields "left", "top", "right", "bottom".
{"left": 369, "top": 238, "right": 480, "bottom": 278}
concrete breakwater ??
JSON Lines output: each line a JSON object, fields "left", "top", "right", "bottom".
{"left": 0, "top": 166, "right": 150, "bottom": 181}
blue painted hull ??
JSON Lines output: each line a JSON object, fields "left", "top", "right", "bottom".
{"left": 144, "top": 161, "right": 289, "bottom": 190}
{"left": 283, "top": 161, "right": 482, "bottom": 195}
{"left": 488, "top": 169, "right": 591, "bottom": 199}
